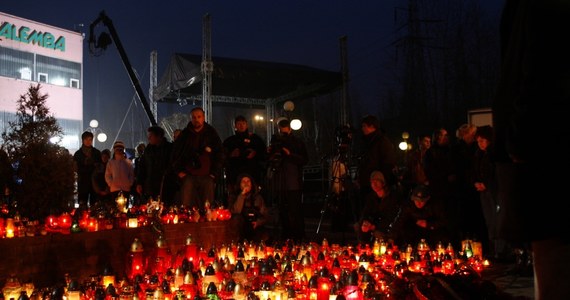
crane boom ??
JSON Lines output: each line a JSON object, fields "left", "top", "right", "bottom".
{"left": 89, "top": 10, "right": 158, "bottom": 126}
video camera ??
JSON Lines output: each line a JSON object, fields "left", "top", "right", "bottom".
{"left": 243, "top": 206, "right": 258, "bottom": 223}
{"left": 335, "top": 125, "right": 353, "bottom": 151}
{"left": 267, "top": 134, "right": 287, "bottom": 172}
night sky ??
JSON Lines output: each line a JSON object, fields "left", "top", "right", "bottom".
{"left": 1, "top": 0, "right": 503, "bottom": 150}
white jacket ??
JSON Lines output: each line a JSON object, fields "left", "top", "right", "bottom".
{"left": 105, "top": 158, "right": 135, "bottom": 192}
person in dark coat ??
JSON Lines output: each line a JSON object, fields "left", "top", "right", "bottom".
{"left": 170, "top": 107, "right": 223, "bottom": 210}
{"left": 354, "top": 171, "right": 402, "bottom": 244}
{"left": 392, "top": 184, "right": 449, "bottom": 247}
{"left": 493, "top": 2, "right": 570, "bottom": 297}
{"left": 91, "top": 149, "right": 111, "bottom": 204}
{"left": 73, "top": 131, "right": 102, "bottom": 207}
{"left": 223, "top": 115, "right": 266, "bottom": 196}
{"left": 451, "top": 124, "right": 487, "bottom": 243}
{"left": 356, "top": 115, "right": 397, "bottom": 217}
{"left": 136, "top": 126, "right": 176, "bottom": 206}
{"left": 267, "top": 118, "right": 308, "bottom": 241}
{"left": 0, "top": 148, "right": 13, "bottom": 200}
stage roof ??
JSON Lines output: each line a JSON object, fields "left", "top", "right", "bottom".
{"left": 153, "top": 53, "right": 343, "bottom": 103}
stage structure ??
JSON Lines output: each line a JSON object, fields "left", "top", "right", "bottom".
{"left": 153, "top": 53, "right": 343, "bottom": 142}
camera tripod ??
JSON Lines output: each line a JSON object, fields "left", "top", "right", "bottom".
{"left": 316, "top": 146, "right": 354, "bottom": 234}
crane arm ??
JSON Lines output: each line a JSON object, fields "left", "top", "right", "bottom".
{"left": 89, "top": 10, "right": 158, "bottom": 126}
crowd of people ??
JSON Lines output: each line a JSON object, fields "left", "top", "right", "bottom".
{"left": 70, "top": 107, "right": 308, "bottom": 244}
{"left": 70, "top": 104, "right": 511, "bottom": 261}
{"left": 351, "top": 116, "right": 506, "bottom": 261}
{"left": 1, "top": 2, "right": 566, "bottom": 296}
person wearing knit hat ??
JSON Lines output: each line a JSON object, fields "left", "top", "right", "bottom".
{"left": 113, "top": 140, "right": 126, "bottom": 151}
{"left": 354, "top": 170, "right": 402, "bottom": 243}
{"left": 410, "top": 184, "right": 431, "bottom": 204}
{"left": 391, "top": 183, "right": 448, "bottom": 246}
{"left": 106, "top": 140, "right": 135, "bottom": 200}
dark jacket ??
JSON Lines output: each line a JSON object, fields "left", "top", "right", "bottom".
{"left": 223, "top": 131, "right": 266, "bottom": 184}
{"left": 359, "top": 187, "right": 402, "bottom": 234}
{"left": 137, "top": 139, "right": 174, "bottom": 197}
{"left": 471, "top": 147, "right": 496, "bottom": 191}
{"left": 492, "top": 0, "right": 570, "bottom": 242}
{"left": 268, "top": 132, "right": 308, "bottom": 191}
{"left": 228, "top": 174, "right": 270, "bottom": 241}
{"left": 357, "top": 130, "right": 397, "bottom": 188}
{"left": 0, "top": 149, "right": 13, "bottom": 193}
{"left": 73, "top": 146, "right": 102, "bottom": 191}
{"left": 392, "top": 198, "right": 448, "bottom": 245}
{"left": 170, "top": 122, "right": 223, "bottom": 179}
{"left": 228, "top": 174, "right": 269, "bottom": 225}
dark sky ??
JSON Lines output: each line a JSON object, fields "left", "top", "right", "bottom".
{"left": 2, "top": 0, "right": 503, "bottom": 150}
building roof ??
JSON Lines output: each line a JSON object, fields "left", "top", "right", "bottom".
{"left": 153, "top": 53, "right": 343, "bottom": 103}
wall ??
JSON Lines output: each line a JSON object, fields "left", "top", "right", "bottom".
{"left": 468, "top": 108, "right": 493, "bottom": 127}
{"left": 0, "top": 220, "right": 240, "bottom": 288}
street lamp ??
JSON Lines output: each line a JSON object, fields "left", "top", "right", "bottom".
{"left": 290, "top": 119, "right": 302, "bottom": 130}
{"left": 399, "top": 131, "right": 411, "bottom": 151}
{"left": 283, "top": 100, "right": 295, "bottom": 112}
{"left": 282, "top": 100, "right": 302, "bottom": 130}
{"left": 87, "top": 119, "right": 108, "bottom": 148}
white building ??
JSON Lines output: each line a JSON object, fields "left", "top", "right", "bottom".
{"left": 0, "top": 11, "right": 83, "bottom": 152}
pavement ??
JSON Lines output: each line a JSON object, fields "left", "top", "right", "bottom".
{"left": 482, "top": 262, "right": 534, "bottom": 299}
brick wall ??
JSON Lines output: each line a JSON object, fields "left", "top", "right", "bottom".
{"left": 0, "top": 220, "right": 240, "bottom": 288}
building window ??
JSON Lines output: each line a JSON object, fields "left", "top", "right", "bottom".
{"left": 38, "top": 72, "right": 48, "bottom": 83}
{"left": 0, "top": 46, "right": 34, "bottom": 80}
{"left": 19, "top": 67, "right": 32, "bottom": 80}
{"left": 36, "top": 54, "right": 81, "bottom": 89}
{"left": 0, "top": 46, "right": 82, "bottom": 89}
{"left": 70, "top": 78, "right": 80, "bottom": 89}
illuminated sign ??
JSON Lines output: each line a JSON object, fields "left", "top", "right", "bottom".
{"left": 0, "top": 21, "right": 65, "bottom": 51}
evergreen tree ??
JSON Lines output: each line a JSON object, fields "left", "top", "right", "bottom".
{"left": 1, "top": 84, "right": 76, "bottom": 220}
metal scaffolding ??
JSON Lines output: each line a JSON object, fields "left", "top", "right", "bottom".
{"left": 201, "top": 13, "right": 213, "bottom": 123}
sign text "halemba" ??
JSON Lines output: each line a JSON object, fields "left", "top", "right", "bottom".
{"left": 0, "top": 22, "right": 65, "bottom": 52}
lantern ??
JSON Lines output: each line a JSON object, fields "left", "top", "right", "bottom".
{"left": 5, "top": 218, "right": 15, "bottom": 238}
{"left": 417, "top": 239, "right": 430, "bottom": 256}
{"left": 472, "top": 241, "right": 483, "bottom": 259}
{"left": 300, "top": 254, "right": 313, "bottom": 281}
{"left": 462, "top": 239, "right": 474, "bottom": 259}
{"left": 232, "top": 260, "right": 248, "bottom": 287}
{"left": 45, "top": 215, "right": 59, "bottom": 230}
{"left": 127, "top": 238, "right": 146, "bottom": 279}
{"left": 102, "top": 265, "right": 116, "bottom": 290}
{"left": 343, "top": 270, "right": 363, "bottom": 300}
{"left": 87, "top": 217, "right": 98, "bottom": 232}
{"left": 217, "top": 208, "right": 231, "bottom": 221}
{"left": 184, "top": 234, "right": 199, "bottom": 263}
{"left": 153, "top": 235, "right": 172, "bottom": 275}
{"left": 2, "top": 274, "right": 21, "bottom": 300}
{"left": 116, "top": 192, "right": 128, "bottom": 213}
{"left": 178, "top": 271, "right": 198, "bottom": 299}
{"left": 173, "top": 267, "right": 185, "bottom": 291}
{"left": 70, "top": 219, "right": 82, "bottom": 233}
{"left": 128, "top": 218, "right": 138, "bottom": 228}
{"left": 317, "top": 270, "right": 331, "bottom": 300}
{"left": 59, "top": 212, "right": 72, "bottom": 234}
{"left": 66, "top": 290, "right": 81, "bottom": 300}
{"left": 201, "top": 264, "right": 220, "bottom": 295}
